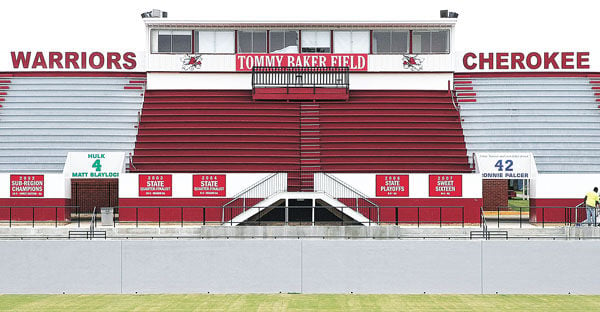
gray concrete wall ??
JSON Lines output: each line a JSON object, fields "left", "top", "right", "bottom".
{"left": 0, "top": 240, "right": 599, "bottom": 294}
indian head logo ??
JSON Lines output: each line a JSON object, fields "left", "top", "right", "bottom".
{"left": 181, "top": 54, "right": 202, "bottom": 71}
{"left": 403, "top": 54, "right": 424, "bottom": 71}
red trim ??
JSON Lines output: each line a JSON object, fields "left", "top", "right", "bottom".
{"left": 0, "top": 99, "right": 4, "bottom": 102}
{"left": 457, "top": 92, "right": 476, "bottom": 97}
{"left": 455, "top": 87, "right": 473, "bottom": 91}
{"left": 234, "top": 30, "right": 238, "bottom": 53}
{"left": 330, "top": 30, "right": 334, "bottom": 53}
{"left": 596, "top": 99, "right": 600, "bottom": 102}
{"left": 369, "top": 30, "right": 373, "bottom": 54}
{"left": 191, "top": 30, "right": 195, "bottom": 54}
{"left": 0, "top": 80, "right": 11, "bottom": 83}
{"left": 591, "top": 81, "right": 600, "bottom": 84}
{"left": 595, "top": 93, "right": 600, "bottom": 96}
{"left": 0, "top": 72, "right": 146, "bottom": 77}
{"left": 129, "top": 80, "right": 145, "bottom": 84}
{"left": 457, "top": 98, "right": 476, "bottom": 103}
{"left": 456, "top": 72, "right": 600, "bottom": 78}
{"left": 0, "top": 92, "right": 6, "bottom": 95}
{"left": 124, "top": 86, "right": 143, "bottom": 90}
{"left": 593, "top": 87, "right": 600, "bottom": 90}
{"left": 266, "top": 30, "right": 270, "bottom": 53}
{"left": 409, "top": 30, "right": 413, "bottom": 54}
{"left": 0, "top": 74, "right": 13, "bottom": 77}
{"left": 454, "top": 81, "right": 472, "bottom": 84}
{"left": 0, "top": 86, "right": 8, "bottom": 90}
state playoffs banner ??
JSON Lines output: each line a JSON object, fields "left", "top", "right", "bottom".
{"left": 475, "top": 153, "right": 536, "bottom": 179}
{"left": 236, "top": 53, "right": 368, "bottom": 71}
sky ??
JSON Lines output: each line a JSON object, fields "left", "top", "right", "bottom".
{"left": 0, "top": 0, "right": 598, "bottom": 56}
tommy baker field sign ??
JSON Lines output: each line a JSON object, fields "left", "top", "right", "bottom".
{"left": 64, "top": 152, "right": 126, "bottom": 178}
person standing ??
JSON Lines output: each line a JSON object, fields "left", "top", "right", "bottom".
{"left": 583, "top": 187, "right": 600, "bottom": 226}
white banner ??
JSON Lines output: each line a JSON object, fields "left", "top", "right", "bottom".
{"left": 475, "top": 153, "right": 536, "bottom": 179}
{"left": 64, "top": 152, "right": 125, "bottom": 178}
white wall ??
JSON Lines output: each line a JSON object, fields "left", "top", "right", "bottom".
{"left": 532, "top": 174, "right": 600, "bottom": 199}
{"left": 146, "top": 53, "right": 453, "bottom": 73}
{"left": 147, "top": 72, "right": 452, "bottom": 91}
{"left": 0, "top": 174, "right": 68, "bottom": 199}
{"left": 119, "top": 173, "right": 270, "bottom": 198}
{"left": 328, "top": 173, "right": 482, "bottom": 198}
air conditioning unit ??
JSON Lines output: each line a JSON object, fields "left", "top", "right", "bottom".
{"left": 141, "top": 9, "right": 168, "bottom": 19}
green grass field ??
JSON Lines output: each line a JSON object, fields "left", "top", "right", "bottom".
{"left": 1, "top": 294, "right": 600, "bottom": 311}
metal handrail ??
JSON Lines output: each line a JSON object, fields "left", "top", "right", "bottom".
{"left": 314, "top": 172, "right": 380, "bottom": 223}
{"left": 90, "top": 206, "right": 97, "bottom": 232}
{"left": 252, "top": 66, "right": 350, "bottom": 89}
{"left": 221, "top": 173, "right": 287, "bottom": 222}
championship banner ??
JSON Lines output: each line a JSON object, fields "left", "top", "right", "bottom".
{"left": 429, "top": 175, "right": 462, "bottom": 197}
{"left": 10, "top": 175, "right": 44, "bottom": 197}
{"left": 193, "top": 174, "right": 226, "bottom": 196}
{"left": 139, "top": 174, "right": 172, "bottom": 197}
{"left": 375, "top": 175, "right": 409, "bottom": 197}
{"left": 236, "top": 53, "right": 368, "bottom": 71}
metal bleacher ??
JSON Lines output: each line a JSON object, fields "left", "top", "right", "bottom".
{"left": 455, "top": 74, "right": 600, "bottom": 173}
{"left": 0, "top": 74, "right": 146, "bottom": 173}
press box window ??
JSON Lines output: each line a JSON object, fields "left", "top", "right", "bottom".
{"left": 151, "top": 30, "right": 192, "bottom": 53}
{"left": 333, "top": 31, "right": 369, "bottom": 53}
{"left": 372, "top": 31, "right": 409, "bottom": 54}
{"left": 195, "top": 31, "right": 235, "bottom": 53}
{"left": 270, "top": 30, "right": 299, "bottom": 53}
{"left": 237, "top": 31, "right": 267, "bottom": 53}
{"left": 301, "top": 31, "right": 331, "bottom": 53}
{"left": 412, "top": 30, "right": 449, "bottom": 54}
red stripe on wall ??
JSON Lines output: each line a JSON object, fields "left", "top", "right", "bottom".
{"left": 129, "top": 80, "right": 146, "bottom": 84}
{"left": 454, "top": 87, "right": 473, "bottom": 91}
{"left": 124, "top": 86, "right": 143, "bottom": 90}
{"left": 457, "top": 72, "right": 600, "bottom": 78}
{"left": 589, "top": 81, "right": 600, "bottom": 84}
{"left": 0, "top": 72, "right": 146, "bottom": 78}
{"left": 593, "top": 87, "right": 600, "bottom": 90}
{"left": 0, "top": 80, "right": 11, "bottom": 83}
{"left": 454, "top": 81, "right": 472, "bottom": 84}
{"left": 457, "top": 93, "right": 476, "bottom": 97}
{"left": 0, "top": 86, "right": 8, "bottom": 90}
{"left": 457, "top": 98, "right": 476, "bottom": 103}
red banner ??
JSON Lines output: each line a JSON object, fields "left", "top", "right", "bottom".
{"left": 10, "top": 175, "right": 44, "bottom": 197}
{"left": 236, "top": 53, "right": 368, "bottom": 71}
{"left": 139, "top": 174, "right": 172, "bottom": 197}
{"left": 429, "top": 175, "right": 462, "bottom": 197}
{"left": 376, "top": 175, "right": 409, "bottom": 197}
{"left": 193, "top": 174, "right": 226, "bottom": 197}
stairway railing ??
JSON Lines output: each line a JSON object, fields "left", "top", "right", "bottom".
{"left": 221, "top": 172, "right": 287, "bottom": 222}
{"left": 313, "top": 172, "right": 380, "bottom": 223}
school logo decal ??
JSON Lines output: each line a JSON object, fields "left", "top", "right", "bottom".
{"left": 402, "top": 54, "right": 424, "bottom": 71}
{"left": 181, "top": 54, "right": 203, "bottom": 71}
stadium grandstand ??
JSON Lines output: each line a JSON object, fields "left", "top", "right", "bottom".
{"left": 1, "top": 5, "right": 600, "bottom": 296}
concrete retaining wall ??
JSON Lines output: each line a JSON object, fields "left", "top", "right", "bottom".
{"left": 0, "top": 240, "right": 598, "bottom": 294}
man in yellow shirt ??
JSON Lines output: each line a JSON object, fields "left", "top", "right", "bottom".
{"left": 583, "top": 187, "right": 599, "bottom": 226}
